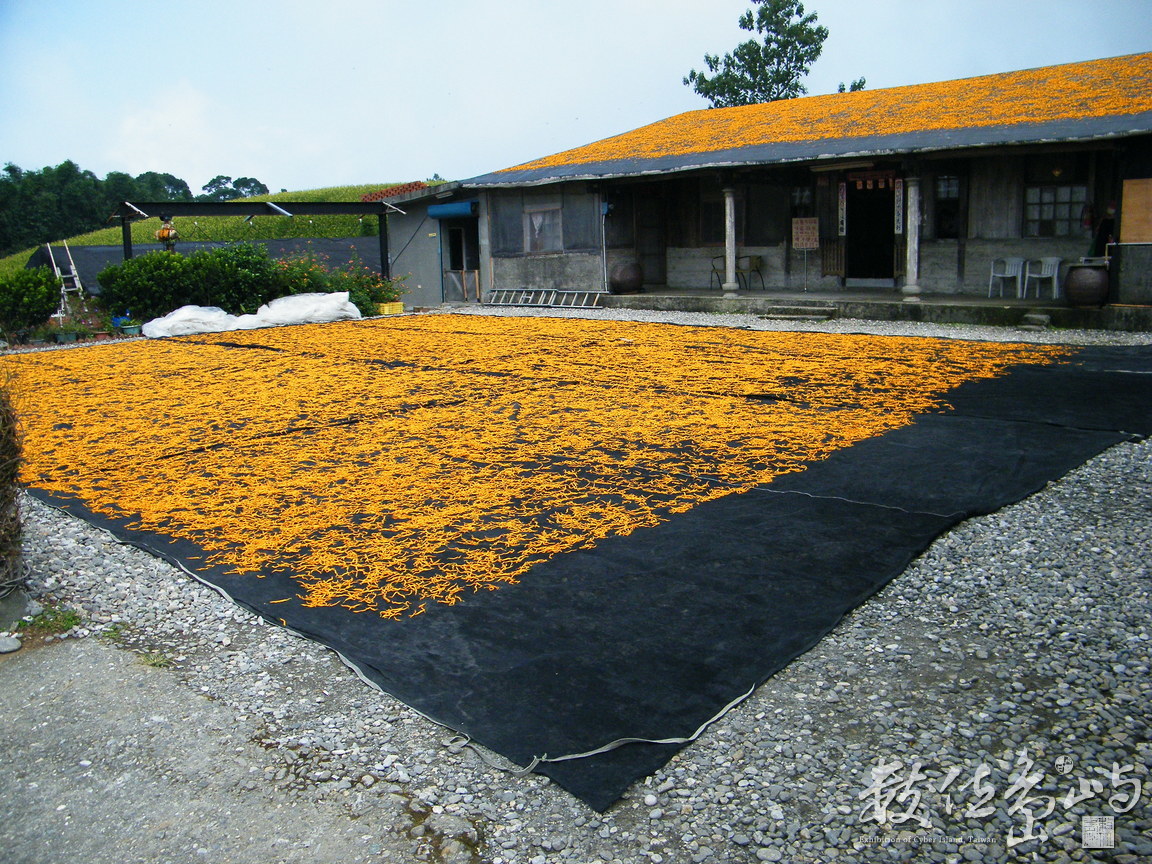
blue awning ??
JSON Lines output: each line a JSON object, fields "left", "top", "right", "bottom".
{"left": 427, "top": 199, "right": 478, "bottom": 219}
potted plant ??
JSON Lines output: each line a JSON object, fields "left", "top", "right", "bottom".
{"left": 117, "top": 318, "right": 143, "bottom": 337}
{"left": 91, "top": 312, "right": 114, "bottom": 341}
{"left": 51, "top": 324, "right": 81, "bottom": 344}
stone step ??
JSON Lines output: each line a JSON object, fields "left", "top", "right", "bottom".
{"left": 1020, "top": 313, "right": 1052, "bottom": 330}
{"left": 758, "top": 305, "right": 837, "bottom": 322}
{"left": 759, "top": 313, "right": 835, "bottom": 322}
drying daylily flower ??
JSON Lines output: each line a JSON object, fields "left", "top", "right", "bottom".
{"left": 4, "top": 315, "right": 1066, "bottom": 617}
{"left": 503, "top": 53, "right": 1152, "bottom": 173}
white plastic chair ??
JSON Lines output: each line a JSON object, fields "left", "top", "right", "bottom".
{"left": 988, "top": 257, "right": 1026, "bottom": 297}
{"left": 1022, "top": 257, "right": 1062, "bottom": 299}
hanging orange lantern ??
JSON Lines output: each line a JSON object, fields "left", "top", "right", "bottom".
{"left": 155, "top": 216, "right": 179, "bottom": 252}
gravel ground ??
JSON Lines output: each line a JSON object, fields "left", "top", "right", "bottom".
{"left": 1, "top": 306, "right": 1150, "bottom": 864}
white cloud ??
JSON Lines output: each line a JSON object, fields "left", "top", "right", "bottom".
{"left": 101, "top": 81, "right": 265, "bottom": 192}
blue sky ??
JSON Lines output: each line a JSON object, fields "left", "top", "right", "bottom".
{"left": 1, "top": 0, "right": 1149, "bottom": 194}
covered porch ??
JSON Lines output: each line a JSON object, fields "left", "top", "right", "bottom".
{"left": 594, "top": 286, "right": 1152, "bottom": 333}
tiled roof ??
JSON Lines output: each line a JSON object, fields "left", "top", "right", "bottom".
{"left": 471, "top": 53, "right": 1152, "bottom": 186}
{"left": 362, "top": 181, "right": 429, "bottom": 202}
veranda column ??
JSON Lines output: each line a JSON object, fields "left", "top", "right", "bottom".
{"left": 723, "top": 187, "right": 739, "bottom": 297}
{"left": 901, "top": 175, "right": 922, "bottom": 302}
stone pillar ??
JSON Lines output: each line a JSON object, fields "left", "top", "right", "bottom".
{"left": 901, "top": 176, "right": 922, "bottom": 302}
{"left": 723, "top": 187, "right": 740, "bottom": 297}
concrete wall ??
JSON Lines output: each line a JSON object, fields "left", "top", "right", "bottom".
{"left": 664, "top": 246, "right": 842, "bottom": 292}
{"left": 918, "top": 242, "right": 964, "bottom": 293}
{"left": 490, "top": 251, "right": 603, "bottom": 292}
{"left": 484, "top": 234, "right": 1097, "bottom": 297}
{"left": 1115, "top": 244, "right": 1152, "bottom": 303}
{"left": 659, "top": 237, "right": 1097, "bottom": 297}
{"left": 956, "top": 238, "right": 1093, "bottom": 296}
{"left": 388, "top": 208, "right": 444, "bottom": 308}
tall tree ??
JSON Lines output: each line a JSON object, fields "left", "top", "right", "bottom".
{"left": 199, "top": 175, "right": 235, "bottom": 202}
{"left": 0, "top": 160, "right": 198, "bottom": 256}
{"left": 0, "top": 160, "right": 105, "bottom": 255}
{"left": 684, "top": 0, "right": 828, "bottom": 108}
{"left": 135, "top": 171, "right": 193, "bottom": 201}
{"left": 232, "top": 177, "right": 270, "bottom": 198}
{"left": 198, "top": 175, "right": 268, "bottom": 202}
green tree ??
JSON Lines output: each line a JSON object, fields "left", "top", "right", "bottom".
{"left": 0, "top": 161, "right": 199, "bottom": 256}
{"left": 684, "top": 0, "right": 829, "bottom": 107}
{"left": 0, "top": 160, "right": 105, "bottom": 255}
{"left": 135, "top": 171, "right": 193, "bottom": 201}
{"left": 198, "top": 175, "right": 269, "bottom": 202}
{"left": 102, "top": 171, "right": 140, "bottom": 206}
{"left": 232, "top": 177, "right": 269, "bottom": 198}
{"left": 838, "top": 77, "right": 867, "bottom": 92}
{"left": 199, "top": 175, "right": 235, "bottom": 202}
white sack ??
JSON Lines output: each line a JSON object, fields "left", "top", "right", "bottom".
{"left": 254, "top": 292, "right": 361, "bottom": 325}
{"left": 142, "top": 306, "right": 239, "bottom": 338}
{"left": 143, "top": 292, "right": 361, "bottom": 338}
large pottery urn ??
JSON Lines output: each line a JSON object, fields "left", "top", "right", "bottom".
{"left": 1064, "top": 263, "right": 1110, "bottom": 308}
{"left": 608, "top": 261, "right": 643, "bottom": 294}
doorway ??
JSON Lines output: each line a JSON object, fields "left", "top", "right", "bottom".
{"left": 845, "top": 176, "right": 895, "bottom": 280}
{"left": 634, "top": 193, "right": 667, "bottom": 286}
{"left": 443, "top": 218, "right": 480, "bottom": 301}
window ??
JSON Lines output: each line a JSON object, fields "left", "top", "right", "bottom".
{"left": 492, "top": 190, "right": 600, "bottom": 256}
{"left": 935, "top": 175, "right": 961, "bottom": 239}
{"left": 523, "top": 203, "right": 562, "bottom": 253}
{"left": 604, "top": 190, "right": 635, "bottom": 248}
{"left": 1024, "top": 184, "right": 1087, "bottom": 237}
{"left": 744, "top": 184, "right": 788, "bottom": 245}
{"left": 561, "top": 195, "right": 599, "bottom": 251}
{"left": 700, "top": 190, "right": 744, "bottom": 246}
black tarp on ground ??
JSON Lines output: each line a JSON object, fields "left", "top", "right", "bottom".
{"left": 27, "top": 344, "right": 1152, "bottom": 811}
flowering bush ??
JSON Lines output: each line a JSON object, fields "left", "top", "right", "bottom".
{"left": 330, "top": 257, "right": 406, "bottom": 313}
{"left": 272, "top": 250, "right": 405, "bottom": 315}
{"left": 270, "top": 250, "right": 331, "bottom": 298}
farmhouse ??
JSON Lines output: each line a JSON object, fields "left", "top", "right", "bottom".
{"left": 386, "top": 52, "right": 1152, "bottom": 311}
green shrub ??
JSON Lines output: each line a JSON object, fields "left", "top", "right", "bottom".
{"left": 0, "top": 267, "right": 61, "bottom": 338}
{"left": 97, "top": 242, "right": 405, "bottom": 322}
{"left": 185, "top": 242, "right": 275, "bottom": 315}
{"left": 97, "top": 251, "right": 195, "bottom": 321}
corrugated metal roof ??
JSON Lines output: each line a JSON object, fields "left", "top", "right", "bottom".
{"left": 464, "top": 52, "right": 1152, "bottom": 188}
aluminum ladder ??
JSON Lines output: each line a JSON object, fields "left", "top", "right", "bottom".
{"left": 488, "top": 289, "right": 602, "bottom": 308}
{"left": 47, "top": 241, "right": 83, "bottom": 321}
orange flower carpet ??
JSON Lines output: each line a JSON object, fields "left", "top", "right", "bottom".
{"left": 7, "top": 315, "right": 1151, "bottom": 810}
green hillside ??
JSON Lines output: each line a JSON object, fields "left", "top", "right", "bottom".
{"left": 0, "top": 183, "right": 402, "bottom": 280}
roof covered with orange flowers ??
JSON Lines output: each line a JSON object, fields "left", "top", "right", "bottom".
{"left": 466, "top": 52, "right": 1152, "bottom": 187}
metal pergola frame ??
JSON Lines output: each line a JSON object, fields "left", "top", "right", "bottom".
{"left": 108, "top": 200, "right": 405, "bottom": 278}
